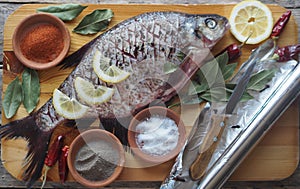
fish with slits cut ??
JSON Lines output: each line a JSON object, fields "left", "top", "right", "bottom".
{"left": 1, "top": 11, "right": 229, "bottom": 188}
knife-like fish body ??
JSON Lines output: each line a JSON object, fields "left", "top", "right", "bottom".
{"left": 1, "top": 12, "right": 229, "bottom": 188}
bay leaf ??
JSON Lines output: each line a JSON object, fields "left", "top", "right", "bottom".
{"left": 188, "top": 82, "right": 208, "bottom": 95}
{"left": 240, "top": 91, "right": 254, "bottom": 102}
{"left": 197, "top": 59, "right": 220, "bottom": 86}
{"left": 225, "top": 83, "right": 236, "bottom": 90}
{"left": 199, "top": 87, "right": 253, "bottom": 103}
{"left": 216, "top": 51, "right": 229, "bottom": 71}
{"left": 182, "top": 95, "right": 204, "bottom": 105}
{"left": 226, "top": 86, "right": 254, "bottom": 102}
{"left": 3, "top": 77, "right": 23, "bottom": 119}
{"left": 214, "top": 52, "right": 237, "bottom": 81}
{"left": 73, "top": 9, "right": 114, "bottom": 35}
{"left": 37, "top": 4, "right": 87, "bottom": 21}
{"left": 168, "top": 95, "right": 204, "bottom": 108}
{"left": 196, "top": 53, "right": 231, "bottom": 87}
{"left": 199, "top": 92, "right": 212, "bottom": 102}
{"left": 247, "top": 68, "right": 277, "bottom": 91}
{"left": 222, "top": 63, "right": 237, "bottom": 81}
{"left": 164, "top": 62, "right": 178, "bottom": 74}
{"left": 22, "top": 68, "right": 40, "bottom": 114}
{"left": 210, "top": 87, "right": 229, "bottom": 101}
{"left": 176, "top": 51, "right": 186, "bottom": 61}
{"left": 200, "top": 87, "right": 229, "bottom": 102}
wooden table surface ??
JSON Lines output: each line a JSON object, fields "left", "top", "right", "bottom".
{"left": 0, "top": 0, "right": 299, "bottom": 188}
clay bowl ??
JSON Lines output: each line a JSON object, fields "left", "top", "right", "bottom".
{"left": 128, "top": 106, "right": 186, "bottom": 164}
{"left": 67, "top": 129, "right": 125, "bottom": 188}
{"left": 12, "top": 13, "right": 70, "bottom": 70}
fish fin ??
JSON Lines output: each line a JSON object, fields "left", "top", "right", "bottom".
{"left": 58, "top": 35, "right": 98, "bottom": 69}
{"left": 0, "top": 114, "right": 53, "bottom": 188}
{"left": 100, "top": 117, "right": 131, "bottom": 147}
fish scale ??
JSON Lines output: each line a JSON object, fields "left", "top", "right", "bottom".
{"left": 0, "top": 11, "right": 229, "bottom": 188}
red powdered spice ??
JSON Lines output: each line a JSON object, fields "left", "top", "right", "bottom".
{"left": 20, "top": 24, "right": 64, "bottom": 63}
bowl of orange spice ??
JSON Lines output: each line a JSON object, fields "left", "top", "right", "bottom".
{"left": 12, "top": 13, "right": 70, "bottom": 70}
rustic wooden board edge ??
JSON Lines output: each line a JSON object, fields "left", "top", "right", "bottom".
{"left": 1, "top": 3, "right": 299, "bottom": 185}
{"left": 230, "top": 100, "right": 300, "bottom": 181}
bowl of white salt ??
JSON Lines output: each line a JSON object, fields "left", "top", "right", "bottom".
{"left": 128, "top": 106, "right": 186, "bottom": 164}
{"left": 67, "top": 129, "right": 125, "bottom": 188}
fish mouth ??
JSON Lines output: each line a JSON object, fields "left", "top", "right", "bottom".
{"left": 202, "top": 36, "right": 214, "bottom": 49}
{"left": 225, "top": 19, "right": 230, "bottom": 30}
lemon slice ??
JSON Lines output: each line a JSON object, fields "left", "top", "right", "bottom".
{"left": 229, "top": 0, "right": 273, "bottom": 44}
{"left": 53, "top": 89, "right": 89, "bottom": 119}
{"left": 93, "top": 50, "right": 130, "bottom": 83}
{"left": 74, "top": 77, "right": 115, "bottom": 105}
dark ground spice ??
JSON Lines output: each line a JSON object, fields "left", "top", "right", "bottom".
{"left": 74, "top": 140, "right": 119, "bottom": 181}
{"left": 20, "top": 23, "right": 64, "bottom": 63}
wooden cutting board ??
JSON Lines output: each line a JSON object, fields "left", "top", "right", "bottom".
{"left": 1, "top": 4, "right": 299, "bottom": 184}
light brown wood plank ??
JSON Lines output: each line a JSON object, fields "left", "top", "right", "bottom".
{"left": 1, "top": 3, "right": 299, "bottom": 187}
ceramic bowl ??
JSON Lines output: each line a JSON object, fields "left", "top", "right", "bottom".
{"left": 128, "top": 106, "right": 186, "bottom": 164}
{"left": 12, "top": 13, "right": 70, "bottom": 70}
{"left": 67, "top": 129, "right": 125, "bottom": 188}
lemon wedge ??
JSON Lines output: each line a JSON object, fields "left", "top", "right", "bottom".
{"left": 93, "top": 50, "right": 130, "bottom": 83}
{"left": 229, "top": 0, "right": 273, "bottom": 44}
{"left": 74, "top": 77, "right": 115, "bottom": 105}
{"left": 53, "top": 89, "right": 89, "bottom": 119}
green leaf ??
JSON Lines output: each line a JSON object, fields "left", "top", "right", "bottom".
{"left": 214, "top": 52, "right": 237, "bottom": 81}
{"left": 216, "top": 51, "right": 229, "bottom": 71}
{"left": 190, "top": 50, "right": 277, "bottom": 104}
{"left": 22, "top": 68, "right": 40, "bottom": 113}
{"left": 167, "top": 95, "right": 203, "bottom": 108}
{"left": 37, "top": 4, "right": 87, "bottom": 21}
{"left": 164, "top": 62, "right": 178, "bottom": 74}
{"left": 73, "top": 9, "right": 114, "bottom": 35}
{"left": 200, "top": 87, "right": 229, "bottom": 102}
{"left": 176, "top": 51, "right": 186, "bottom": 61}
{"left": 197, "top": 59, "right": 220, "bottom": 86}
{"left": 188, "top": 82, "right": 208, "bottom": 95}
{"left": 222, "top": 63, "right": 237, "bottom": 81}
{"left": 240, "top": 91, "right": 254, "bottom": 102}
{"left": 210, "top": 87, "right": 229, "bottom": 101}
{"left": 247, "top": 68, "right": 277, "bottom": 91}
{"left": 196, "top": 53, "right": 230, "bottom": 86}
{"left": 225, "top": 83, "right": 236, "bottom": 90}
{"left": 3, "top": 77, "right": 23, "bottom": 119}
{"left": 182, "top": 95, "right": 204, "bottom": 105}
{"left": 199, "top": 92, "right": 212, "bottom": 102}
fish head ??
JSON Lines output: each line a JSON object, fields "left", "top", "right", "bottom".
{"left": 193, "top": 14, "right": 230, "bottom": 48}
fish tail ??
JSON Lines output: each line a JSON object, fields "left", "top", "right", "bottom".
{"left": 0, "top": 113, "right": 53, "bottom": 188}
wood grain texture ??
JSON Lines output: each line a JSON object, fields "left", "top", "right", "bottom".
{"left": 190, "top": 115, "right": 228, "bottom": 180}
{"left": 0, "top": 2, "right": 299, "bottom": 189}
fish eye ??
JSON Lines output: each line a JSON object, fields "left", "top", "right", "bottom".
{"left": 205, "top": 18, "right": 217, "bottom": 29}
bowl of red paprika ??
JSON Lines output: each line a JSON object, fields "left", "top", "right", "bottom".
{"left": 12, "top": 13, "right": 70, "bottom": 70}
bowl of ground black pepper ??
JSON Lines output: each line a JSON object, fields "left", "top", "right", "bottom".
{"left": 67, "top": 129, "right": 125, "bottom": 188}
{"left": 12, "top": 13, "right": 70, "bottom": 70}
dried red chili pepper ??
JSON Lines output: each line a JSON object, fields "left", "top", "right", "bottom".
{"left": 271, "top": 10, "right": 292, "bottom": 39}
{"left": 273, "top": 44, "right": 300, "bottom": 62}
{"left": 41, "top": 135, "right": 64, "bottom": 189}
{"left": 216, "top": 32, "right": 252, "bottom": 62}
{"left": 59, "top": 145, "right": 69, "bottom": 183}
{"left": 216, "top": 43, "right": 241, "bottom": 62}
